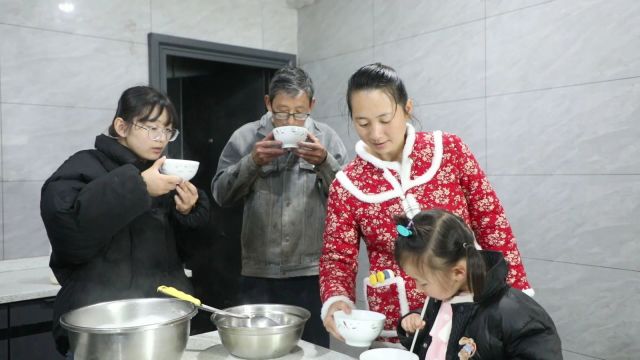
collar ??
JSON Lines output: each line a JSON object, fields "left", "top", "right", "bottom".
{"left": 94, "top": 134, "right": 151, "bottom": 171}
{"left": 336, "top": 124, "right": 443, "bottom": 204}
{"left": 447, "top": 292, "right": 474, "bottom": 305}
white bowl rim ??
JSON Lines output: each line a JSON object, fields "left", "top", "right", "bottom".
{"left": 162, "top": 159, "right": 200, "bottom": 166}
{"left": 272, "top": 125, "right": 308, "bottom": 131}
{"left": 360, "top": 348, "right": 419, "bottom": 359}
{"left": 334, "top": 309, "right": 386, "bottom": 322}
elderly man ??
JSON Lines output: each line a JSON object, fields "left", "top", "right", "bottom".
{"left": 212, "top": 66, "right": 347, "bottom": 347}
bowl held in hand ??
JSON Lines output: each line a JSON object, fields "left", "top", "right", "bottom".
{"left": 334, "top": 309, "right": 385, "bottom": 347}
{"left": 272, "top": 126, "right": 308, "bottom": 149}
{"left": 160, "top": 159, "right": 199, "bottom": 181}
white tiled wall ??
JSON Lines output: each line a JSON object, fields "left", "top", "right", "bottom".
{"left": 299, "top": 0, "right": 640, "bottom": 358}
{"left": 0, "top": 0, "right": 297, "bottom": 259}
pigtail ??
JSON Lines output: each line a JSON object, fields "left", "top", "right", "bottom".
{"left": 464, "top": 242, "right": 486, "bottom": 301}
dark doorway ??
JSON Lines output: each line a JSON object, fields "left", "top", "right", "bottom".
{"left": 148, "top": 34, "right": 295, "bottom": 334}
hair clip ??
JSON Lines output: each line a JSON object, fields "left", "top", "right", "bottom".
{"left": 397, "top": 219, "right": 414, "bottom": 237}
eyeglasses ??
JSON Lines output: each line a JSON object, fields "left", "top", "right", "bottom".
{"left": 272, "top": 112, "right": 310, "bottom": 122}
{"left": 133, "top": 123, "right": 179, "bottom": 142}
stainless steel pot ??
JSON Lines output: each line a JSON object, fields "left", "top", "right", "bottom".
{"left": 212, "top": 304, "right": 310, "bottom": 359}
{"left": 60, "top": 298, "right": 197, "bottom": 360}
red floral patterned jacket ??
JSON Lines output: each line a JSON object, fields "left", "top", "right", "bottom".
{"left": 319, "top": 125, "right": 532, "bottom": 345}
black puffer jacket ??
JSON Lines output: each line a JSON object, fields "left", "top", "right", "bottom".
{"left": 398, "top": 251, "right": 562, "bottom": 360}
{"left": 41, "top": 135, "right": 210, "bottom": 355}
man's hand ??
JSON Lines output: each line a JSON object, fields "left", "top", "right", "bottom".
{"left": 251, "top": 132, "right": 286, "bottom": 166}
{"left": 293, "top": 132, "right": 327, "bottom": 165}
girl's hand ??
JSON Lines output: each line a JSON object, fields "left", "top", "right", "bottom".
{"left": 175, "top": 181, "right": 198, "bottom": 214}
{"left": 401, "top": 313, "right": 425, "bottom": 334}
{"left": 142, "top": 157, "right": 182, "bottom": 197}
{"left": 322, "top": 300, "right": 353, "bottom": 342}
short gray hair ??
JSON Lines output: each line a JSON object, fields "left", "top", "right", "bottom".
{"left": 268, "top": 66, "right": 314, "bottom": 102}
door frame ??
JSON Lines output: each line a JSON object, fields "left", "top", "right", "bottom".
{"left": 148, "top": 33, "right": 296, "bottom": 94}
{"left": 147, "top": 33, "right": 296, "bottom": 157}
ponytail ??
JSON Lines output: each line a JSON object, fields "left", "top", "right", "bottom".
{"left": 463, "top": 242, "right": 486, "bottom": 301}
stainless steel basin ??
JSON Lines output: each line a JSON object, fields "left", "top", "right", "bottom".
{"left": 60, "top": 298, "right": 197, "bottom": 360}
{"left": 212, "top": 303, "right": 310, "bottom": 359}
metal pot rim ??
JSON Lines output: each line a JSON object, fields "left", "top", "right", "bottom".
{"left": 60, "top": 298, "right": 198, "bottom": 334}
{"left": 210, "top": 303, "right": 310, "bottom": 333}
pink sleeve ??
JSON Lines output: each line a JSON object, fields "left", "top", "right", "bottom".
{"left": 319, "top": 183, "right": 360, "bottom": 302}
{"left": 452, "top": 135, "right": 532, "bottom": 291}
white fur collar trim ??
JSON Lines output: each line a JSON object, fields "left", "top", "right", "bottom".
{"left": 337, "top": 126, "right": 443, "bottom": 204}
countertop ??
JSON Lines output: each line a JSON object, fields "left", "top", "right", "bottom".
{"left": 0, "top": 256, "right": 193, "bottom": 304}
{"left": 0, "top": 256, "right": 60, "bottom": 304}
{"left": 183, "top": 331, "right": 356, "bottom": 359}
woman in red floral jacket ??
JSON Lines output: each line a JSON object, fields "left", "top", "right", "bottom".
{"left": 319, "top": 63, "right": 533, "bottom": 347}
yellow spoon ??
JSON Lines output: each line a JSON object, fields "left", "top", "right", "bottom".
{"left": 157, "top": 285, "right": 251, "bottom": 319}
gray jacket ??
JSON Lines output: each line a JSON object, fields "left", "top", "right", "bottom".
{"left": 212, "top": 113, "right": 347, "bottom": 278}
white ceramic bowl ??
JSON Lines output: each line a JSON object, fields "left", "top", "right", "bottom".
{"left": 160, "top": 159, "right": 199, "bottom": 181}
{"left": 272, "top": 125, "right": 308, "bottom": 148}
{"left": 360, "top": 348, "right": 419, "bottom": 360}
{"left": 334, "top": 309, "right": 385, "bottom": 347}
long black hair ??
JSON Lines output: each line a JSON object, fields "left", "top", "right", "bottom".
{"left": 108, "top": 86, "right": 178, "bottom": 137}
{"left": 394, "top": 209, "right": 487, "bottom": 299}
{"left": 346, "top": 63, "right": 410, "bottom": 119}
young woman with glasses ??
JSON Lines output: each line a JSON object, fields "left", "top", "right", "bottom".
{"left": 41, "top": 86, "right": 210, "bottom": 357}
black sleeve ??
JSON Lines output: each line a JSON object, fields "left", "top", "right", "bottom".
{"left": 503, "top": 292, "right": 563, "bottom": 359}
{"left": 171, "top": 188, "right": 211, "bottom": 228}
{"left": 397, "top": 311, "right": 420, "bottom": 349}
{"left": 41, "top": 157, "right": 151, "bottom": 265}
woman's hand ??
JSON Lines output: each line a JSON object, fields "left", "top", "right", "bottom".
{"left": 400, "top": 313, "right": 425, "bottom": 334}
{"left": 175, "top": 181, "right": 198, "bottom": 214}
{"left": 322, "top": 300, "right": 353, "bottom": 342}
{"left": 141, "top": 157, "right": 182, "bottom": 197}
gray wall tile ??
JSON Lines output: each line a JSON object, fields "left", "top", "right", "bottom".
{"left": 262, "top": 0, "right": 298, "bottom": 54}
{"left": 525, "top": 259, "right": 640, "bottom": 358}
{"left": 298, "top": 0, "right": 373, "bottom": 64}
{"left": 415, "top": 99, "right": 486, "bottom": 170}
{"left": 486, "top": 0, "right": 553, "bottom": 17}
{"left": 487, "top": 0, "right": 640, "bottom": 94}
{"left": 1, "top": 104, "right": 110, "bottom": 181}
{"left": 561, "top": 351, "right": 602, "bottom": 360}
{"left": 315, "top": 114, "right": 358, "bottom": 162}
{"left": 0, "top": 25, "right": 147, "bottom": 109}
{"left": 302, "top": 48, "right": 373, "bottom": 118}
{"left": 0, "top": 185, "right": 3, "bottom": 260}
{"left": 0, "top": 0, "right": 150, "bottom": 43}
{"left": 375, "top": 20, "right": 485, "bottom": 104}
{"left": 151, "top": 0, "right": 262, "bottom": 49}
{"left": 3, "top": 181, "right": 48, "bottom": 259}
{"left": 491, "top": 175, "right": 640, "bottom": 272}
{"left": 373, "top": 0, "right": 483, "bottom": 45}
{"left": 487, "top": 77, "right": 640, "bottom": 175}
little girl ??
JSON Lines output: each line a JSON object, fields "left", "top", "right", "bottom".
{"left": 395, "top": 209, "right": 562, "bottom": 360}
